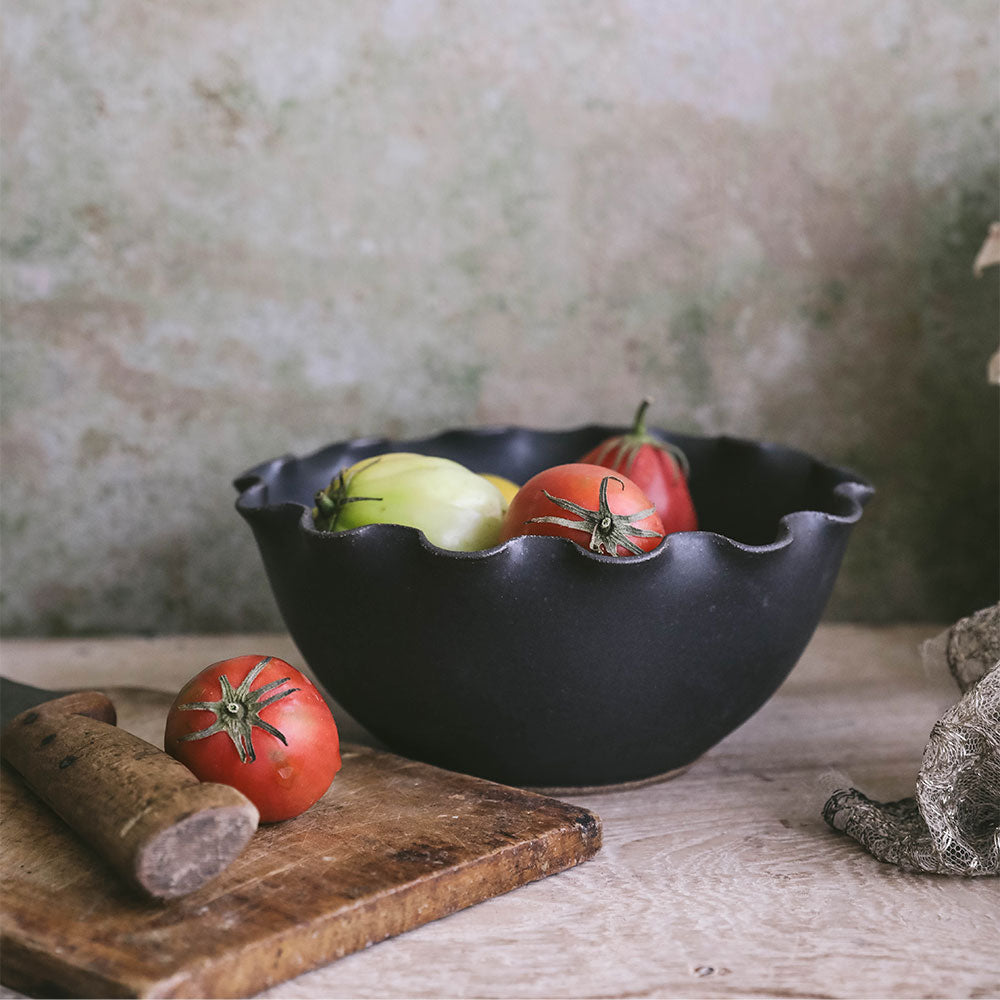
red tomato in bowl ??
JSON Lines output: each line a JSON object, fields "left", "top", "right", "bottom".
{"left": 580, "top": 399, "right": 697, "bottom": 534}
{"left": 499, "top": 463, "right": 664, "bottom": 556}
{"left": 164, "top": 655, "right": 341, "bottom": 823}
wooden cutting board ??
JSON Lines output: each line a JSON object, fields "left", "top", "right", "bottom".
{"left": 0, "top": 687, "right": 601, "bottom": 999}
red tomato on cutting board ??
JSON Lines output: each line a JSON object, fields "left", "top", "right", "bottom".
{"left": 164, "top": 655, "right": 341, "bottom": 823}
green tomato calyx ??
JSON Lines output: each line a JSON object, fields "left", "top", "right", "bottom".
{"left": 313, "top": 460, "right": 383, "bottom": 532}
{"left": 590, "top": 398, "right": 690, "bottom": 482}
{"left": 178, "top": 657, "right": 299, "bottom": 763}
{"left": 527, "top": 475, "right": 663, "bottom": 556}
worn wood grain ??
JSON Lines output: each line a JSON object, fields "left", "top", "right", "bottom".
{"left": 0, "top": 688, "right": 601, "bottom": 999}
{"left": 1, "top": 692, "right": 259, "bottom": 900}
{"left": 1, "top": 625, "right": 997, "bottom": 999}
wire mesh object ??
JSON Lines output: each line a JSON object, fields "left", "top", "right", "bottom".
{"left": 823, "top": 604, "right": 1000, "bottom": 876}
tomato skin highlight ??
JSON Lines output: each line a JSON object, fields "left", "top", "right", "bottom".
{"left": 580, "top": 400, "right": 698, "bottom": 535}
{"left": 499, "top": 463, "right": 665, "bottom": 556}
{"left": 164, "top": 655, "right": 341, "bottom": 823}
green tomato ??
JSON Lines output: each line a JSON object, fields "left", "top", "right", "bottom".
{"left": 312, "top": 452, "right": 507, "bottom": 551}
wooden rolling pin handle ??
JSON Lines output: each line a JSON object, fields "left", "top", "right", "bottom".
{"left": 1, "top": 692, "right": 259, "bottom": 900}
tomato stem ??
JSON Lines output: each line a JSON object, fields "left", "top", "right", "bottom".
{"left": 527, "top": 475, "right": 663, "bottom": 556}
{"left": 178, "top": 657, "right": 300, "bottom": 763}
{"left": 631, "top": 397, "right": 652, "bottom": 438}
{"left": 593, "top": 398, "right": 690, "bottom": 481}
{"left": 313, "top": 462, "right": 384, "bottom": 532}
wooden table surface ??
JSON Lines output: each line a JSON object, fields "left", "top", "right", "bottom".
{"left": 1, "top": 624, "right": 997, "bottom": 999}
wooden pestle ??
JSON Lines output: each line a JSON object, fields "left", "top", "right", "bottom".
{"left": 1, "top": 691, "right": 259, "bottom": 899}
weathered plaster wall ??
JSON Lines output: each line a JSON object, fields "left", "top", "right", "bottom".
{"left": 2, "top": 0, "right": 997, "bottom": 635}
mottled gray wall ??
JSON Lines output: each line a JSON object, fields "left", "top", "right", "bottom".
{"left": 2, "top": 1, "right": 997, "bottom": 635}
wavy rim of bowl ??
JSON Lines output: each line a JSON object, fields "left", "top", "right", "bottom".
{"left": 234, "top": 425, "right": 874, "bottom": 563}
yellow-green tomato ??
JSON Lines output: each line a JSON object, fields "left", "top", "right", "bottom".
{"left": 313, "top": 452, "right": 506, "bottom": 551}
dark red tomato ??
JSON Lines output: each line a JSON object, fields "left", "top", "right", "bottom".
{"left": 580, "top": 399, "right": 698, "bottom": 534}
{"left": 164, "top": 655, "right": 341, "bottom": 823}
{"left": 499, "top": 463, "right": 665, "bottom": 556}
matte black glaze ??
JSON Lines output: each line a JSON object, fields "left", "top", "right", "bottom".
{"left": 234, "top": 425, "right": 873, "bottom": 789}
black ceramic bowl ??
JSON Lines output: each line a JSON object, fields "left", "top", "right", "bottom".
{"left": 235, "top": 425, "right": 872, "bottom": 790}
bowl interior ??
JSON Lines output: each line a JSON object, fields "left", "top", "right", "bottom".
{"left": 238, "top": 425, "right": 866, "bottom": 550}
